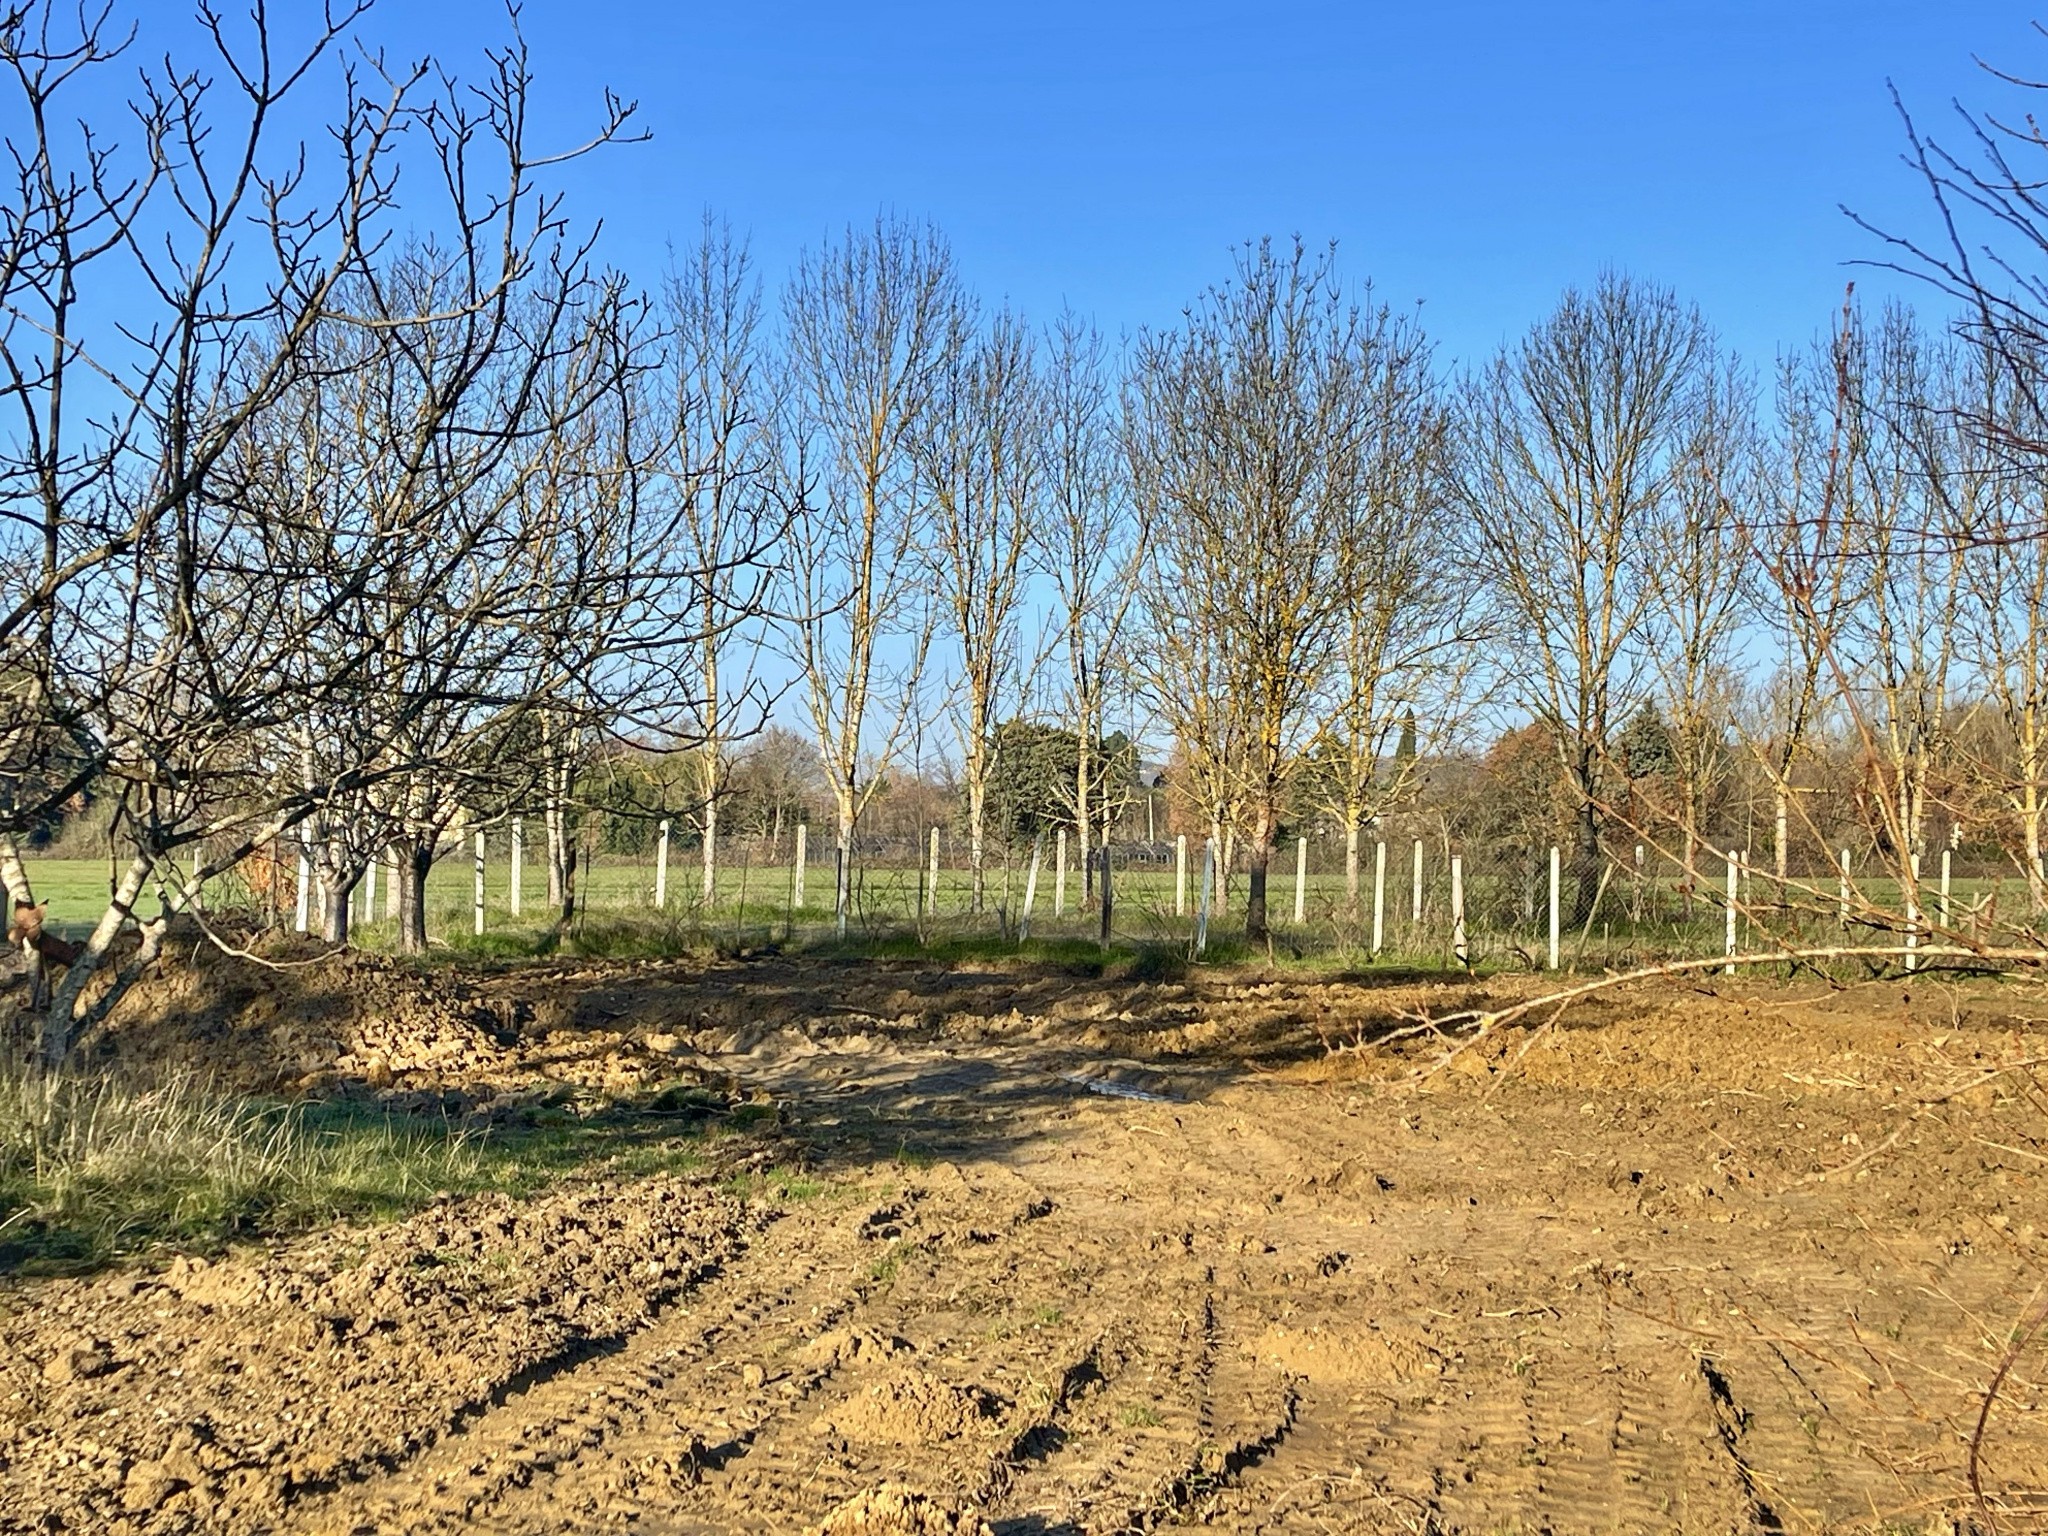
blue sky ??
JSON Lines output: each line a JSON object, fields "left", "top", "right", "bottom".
{"left": 336, "top": 0, "right": 2044, "bottom": 369}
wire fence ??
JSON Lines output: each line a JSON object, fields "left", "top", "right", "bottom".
{"left": 175, "top": 816, "right": 2034, "bottom": 968}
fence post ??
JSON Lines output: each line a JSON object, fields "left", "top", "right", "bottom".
{"left": 474, "top": 828, "right": 486, "bottom": 938}
{"left": 1906, "top": 852, "right": 1921, "bottom": 972}
{"left": 1724, "top": 850, "right": 1738, "bottom": 973}
{"left": 1939, "top": 847, "right": 1952, "bottom": 930}
{"left": 1055, "top": 828, "right": 1067, "bottom": 918}
{"left": 655, "top": 817, "right": 671, "bottom": 909}
{"left": 510, "top": 816, "right": 522, "bottom": 918}
{"left": 1838, "top": 846, "right": 1851, "bottom": 926}
{"left": 927, "top": 826, "right": 940, "bottom": 916}
{"left": 1175, "top": 834, "right": 1188, "bottom": 917}
{"left": 294, "top": 843, "right": 310, "bottom": 935}
{"left": 1450, "top": 854, "right": 1467, "bottom": 969}
{"left": 1020, "top": 834, "right": 1044, "bottom": 942}
{"left": 1372, "top": 841, "right": 1387, "bottom": 955}
{"left": 1411, "top": 839, "right": 1423, "bottom": 925}
{"left": 1548, "top": 845, "right": 1561, "bottom": 970}
{"left": 1293, "top": 836, "right": 1307, "bottom": 924}
{"left": 794, "top": 822, "right": 807, "bottom": 908}
{"left": 1195, "top": 841, "right": 1214, "bottom": 955}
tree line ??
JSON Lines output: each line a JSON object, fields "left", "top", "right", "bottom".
{"left": 5, "top": 0, "right": 2048, "bottom": 1063}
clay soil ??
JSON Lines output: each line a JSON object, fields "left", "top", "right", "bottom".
{"left": 2, "top": 950, "right": 2045, "bottom": 1534}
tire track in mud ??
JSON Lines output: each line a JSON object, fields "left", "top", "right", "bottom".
{"left": 282, "top": 1196, "right": 876, "bottom": 1535}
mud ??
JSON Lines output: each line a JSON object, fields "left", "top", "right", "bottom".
{"left": 3, "top": 950, "right": 2045, "bottom": 1533}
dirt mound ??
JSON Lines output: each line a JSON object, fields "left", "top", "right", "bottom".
{"left": 817, "top": 1371, "right": 1003, "bottom": 1446}
{"left": 1245, "top": 1322, "right": 1444, "bottom": 1384}
{"left": 814, "top": 1484, "right": 994, "bottom": 1536}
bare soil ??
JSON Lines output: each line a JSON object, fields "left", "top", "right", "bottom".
{"left": 3, "top": 950, "right": 2045, "bottom": 1533}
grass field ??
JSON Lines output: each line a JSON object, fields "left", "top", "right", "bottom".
{"left": 9, "top": 847, "right": 2024, "bottom": 974}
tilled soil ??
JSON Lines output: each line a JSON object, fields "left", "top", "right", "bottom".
{"left": 2, "top": 952, "right": 2045, "bottom": 1533}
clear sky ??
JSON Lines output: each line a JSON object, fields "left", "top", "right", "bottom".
{"left": 338, "top": 0, "right": 2047, "bottom": 370}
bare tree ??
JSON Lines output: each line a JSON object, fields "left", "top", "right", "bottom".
{"left": 1458, "top": 272, "right": 1713, "bottom": 922}
{"left": 1129, "top": 238, "right": 1416, "bottom": 941}
{"left": 919, "top": 308, "right": 1040, "bottom": 913}
{"left": 1647, "top": 353, "right": 1754, "bottom": 890}
{"left": 780, "top": 214, "right": 968, "bottom": 934}
{"left": 0, "top": 1, "right": 640, "bottom": 1055}
{"left": 660, "top": 214, "right": 778, "bottom": 905}
{"left": 1040, "top": 309, "right": 1143, "bottom": 906}
{"left": 1303, "top": 319, "right": 1470, "bottom": 916}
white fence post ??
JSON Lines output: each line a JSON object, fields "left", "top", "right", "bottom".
{"left": 794, "top": 822, "right": 807, "bottom": 907}
{"left": 927, "top": 826, "right": 940, "bottom": 916}
{"left": 1939, "top": 847, "right": 1952, "bottom": 930}
{"left": 1906, "top": 852, "right": 1921, "bottom": 972}
{"left": 294, "top": 844, "right": 310, "bottom": 935}
{"left": 1548, "top": 845, "right": 1561, "bottom": 970}
{"left": 1450, "top": 854, "right": 1467, "bottom": 968}
{"left": 1175, "top": 834, "right": 1188, "bottom": 918}
{"left": 1724, "top": 850, "right": 1738, "bottom": 973}
{"left": 1196, "top": 841, "right": 1214, "bottom": 954}
{"left": 1055, "top": 828, "right": 1067, "bottom": 918}
{"left": 1372, "top": 841, "right": 1387, "bottom": 955}
{"left": 1411, "top": 839, "right": 1423, "bottom": 925}
{"left": 510, "top": 816, "right": 522, "bottom": 918}
{"left": 1020, "top": 835, "right": 1044, "bottom": 941}
{"left": 1838, "top": 846, "right": 1851, "bottom": 926}
{"left": 473, "top": 828, "right": 486, "bottom": 937}
{"left": 655, "top": 818, "right": 671, "bottom": 909}
{"left": 1293, "top": 836, "right": 1307, "bottom": 924}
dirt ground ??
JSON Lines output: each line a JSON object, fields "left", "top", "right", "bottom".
{"left": 2, "top": 948, "right": 2045, "bottom": 1534}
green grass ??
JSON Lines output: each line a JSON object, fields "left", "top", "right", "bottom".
{"left": 14, "top": 849, "right": 2025, "bottom": 983}
{"left": 0, "top": 1060, "right": 746, "bottom": 1273}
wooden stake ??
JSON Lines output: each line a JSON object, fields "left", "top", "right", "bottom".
{"left": 1548, "top": 845, "right": 1561, "bottom": 970}
{"left": 655, "top": 818, "right": 671, "bottom": 909}
{"left": 794, "top": 823, "right": 807, "bottom": 908}
{"left": 294, "top": 845, "right": 310, "bottom": 935}
{"left": 1373, "top": 841, "right": 1387, "bottom": 955}
{"left": 473, "top": 829, "right": 486, "bottom": 938}
{"left": 1940, "top": 848, "right": 1952, "bottom": 930}
{"left": 1195, "top": 842, "right": 1213, "bottom": 955}
{"left": 510, "top": 816, "right": 522, "bottom": 918}
{"left": 927, "top": 826, "right": 940, "bottom": 916}
{"left": 1175, "top": 834, "right": 1188, "bottom": 917}
{"left": 1055, "top": 828, "right": 1067, "bottom": 918}
{"left": 1411, "top": 839, "right": 1423, "bottom": 925}
{"left": 1293, "top": 836, "right": 1307, "bottom": 924}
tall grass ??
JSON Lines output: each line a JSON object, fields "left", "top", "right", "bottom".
{"left": 0, "top": 1055, "right": 490, "bottom": 1268}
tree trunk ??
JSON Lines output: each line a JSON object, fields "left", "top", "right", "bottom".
{"left": 1076, "top": 737, "right": 1093, "bottom": 904}
{"left": 399, "top": 842, "right": 433, "bottom": 956}
{"left": 318, "top": 866, "right": 352, "bottom": 947}
{"left": 968, "top": 776, "right": 986, "bottom": 915}
{"left": 2026, "top": 767, "right": 2046, "bottom": 913}
{"left": 835, "top": 792, "right": 855, "bottom": 938}
{"left": 702, "top": 796, "right": 718, "bottom": 904}
{"left": 1245, "top": 804, "right": 1273, "bottom": 941}
{"left": 43, "top": 853, "right": 152, "bottom": 1066}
